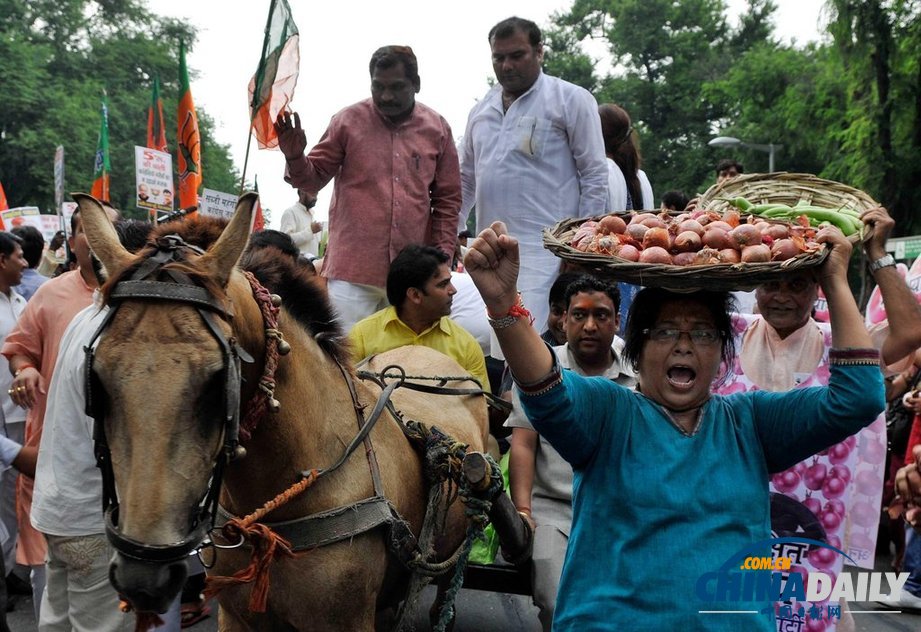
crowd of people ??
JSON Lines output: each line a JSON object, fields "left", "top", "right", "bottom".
{"left": 2, "top": 12, "right": 921, "bottom": 632}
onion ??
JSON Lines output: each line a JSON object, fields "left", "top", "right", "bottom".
{"left": 673, "top": 230, "right": 702, "bottom": 253}
{"left": 598, "top": 214, "right": 627, "bottom": 235}
{"left": 630, "top": 212, "right": 656, "bottom": 225}
{"left": 707, "top": 221, "right": 733, "bottom": 233}
{"left": 673, "top": 213, "right": 691, "bottom": 224}
{"left": 615, "top": 244, "right": 641, "bottom": 262}
{"left": 753, "top": 221, "right": 772, "bottom": 233}
{"left": 718, "top": 248, "right": 741, "bottom": 263}
{"left": 672, "top": 252, "right": 698, "bottom": 266}
{"left": 693, "top": 248, "right": 722, "bottom": 265}
{"left": 730, "top": 224, "right": 763, "bottom": 248}
{"left": 702, "top": 227, "right": 732, "bottom": 250}
{"left": 722, "top": 210, "right": 741, "bottom": 227}
{"left": 771, "top": 238, "right": 801, "bottom": 261}
{"left": 640, "top": 216, "right": 667, "bottom": 229}
{"left": 677, "top": 219, "right": 705, "bottom": 236}
{"left": 594, "top": 235, "right": 618, "bottom": 254}
{"left": 643, "top": 227, "right": 671, "bottom": 250}
{"left": 571, "top": 222, "right": 598, "bottom": 250}
{"left": 639, "top": 246, "right": 672, "bottom": 264}
{"left": 741, "top": 244, "right": 772, "bottom": 262}
{"left": 626, "top": 223, "right": 649, "bottom": 242}
{"left": 764, "top": 224, "right": 790, "bottom": 240}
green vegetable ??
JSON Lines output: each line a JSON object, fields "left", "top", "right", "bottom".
{"left": 761, "top": 207, "right": 796, "bottom": 218}
{"left": 751, "top": 203, "right": 793, "bottom": 215}
{"left": 719, "top": 196, "right": 754, "bottom": 211}
{"left": 794, "top": 208, "right": 861, "bottom": 235}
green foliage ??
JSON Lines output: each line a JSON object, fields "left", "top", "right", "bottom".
{"left": 547, "top": 0, "right": 752, "bottom": 199}
{"left": 546, "top": 0, "right": 921, "bottom": 234}
{"left": 0, "top": 0, "right": 239, "bottom": 220}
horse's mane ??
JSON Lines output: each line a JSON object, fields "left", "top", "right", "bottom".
{"left": 102, "top": 216, "right": 349, "bottom": 365}
{"left": 239, "top": 247, "right": 349, "bottom": 366}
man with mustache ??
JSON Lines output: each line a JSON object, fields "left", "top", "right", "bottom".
{"left": 459, "top": 17, "right": 608, "bottom": 345}
{"left": 275, "top": 46, "right": 461, "bottom": 332}
{"left": 348, "top": 244, "right": 488, "bottom": 390}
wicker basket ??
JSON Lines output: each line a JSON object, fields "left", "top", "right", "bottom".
{"left": 542, "top": 211, "right": 830, "bottom": 293}
{"left": 696, "top": 172, "right": 879, "bottom": 217}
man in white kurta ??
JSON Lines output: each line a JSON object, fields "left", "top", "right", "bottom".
{"left": 459, "top": 17, "right": 608, "bottom": 341}
{"left": 279, "top": 190, "right": 322, "bottom": 258}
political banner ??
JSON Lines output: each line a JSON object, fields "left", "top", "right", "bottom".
{"left": 135, "top": 146, "right": 175, "bottom": 214}
{"left": 200, "top": 188, "right": 239, "bottom": 221}
{"left": 1, "top": 206, "right": 40, "bottom": 231}
{"left": 0, "top": 206, "right": 63, "bottom": 241}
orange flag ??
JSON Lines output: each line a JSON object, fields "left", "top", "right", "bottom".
{"left": 253, "top": 176, "right": 265, "bottom": 231}
{"left": 147, "top": 77, "right": 168, "bottom": 153}
{"left": 0, "top": 181, "right": 8, "bottom": 230}
{"left": 177, "top": 42, "right": 201, "bottom": 213}
{"left": 90, "top": 93, "right": 111, "bottom": 202}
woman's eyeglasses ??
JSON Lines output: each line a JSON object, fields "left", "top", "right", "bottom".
{"left": 642, "top": 328, "right": 720, "bottom": 345}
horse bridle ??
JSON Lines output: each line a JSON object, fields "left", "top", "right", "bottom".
{"left": 85, "top": 234, "right": 252, "bottom": 564}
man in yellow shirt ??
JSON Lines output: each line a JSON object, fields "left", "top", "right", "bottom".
{"left": 349, "top": 244, "right": 489, "bottom": 389}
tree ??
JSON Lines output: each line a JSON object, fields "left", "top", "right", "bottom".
{"left": 825, "top": 0, "right": 921, "bottom": 234}
{"left": 703, "top": 42, "right": 851, "bottom": 183}
{"left": 545, "top": 0, "right": 921, "bottom": 234}
{"left": 0, "top": 0, "right": 239, "bottom": 219}
{"left": 546, "top": 0, "right": 779, "bottom": 200}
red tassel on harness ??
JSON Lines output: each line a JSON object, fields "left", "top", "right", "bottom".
{"left": 119, "top": 599, "right": 166, "bottom": 631}
{"left": 204, "top": 521, "right": 300, "bottom": 612}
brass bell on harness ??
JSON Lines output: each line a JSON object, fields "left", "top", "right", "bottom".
{"left": 277, "top": 339, "right": 291, "bottom": 355}
{"left": 270, "top": 294, "right": 282, "bottom": 307}
{"left": 268, "top": 397, "right": 281, "bottom": 413}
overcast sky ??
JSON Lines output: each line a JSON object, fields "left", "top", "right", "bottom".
{"left": 149, "top": 0, "right": 827, "bottom": 227}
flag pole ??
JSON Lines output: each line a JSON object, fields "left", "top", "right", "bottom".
{"left": 239, "top": 120, "right": 256, "bottom": 196}
{"left": 240, "top": 0, "right": 278, "bottom": 195}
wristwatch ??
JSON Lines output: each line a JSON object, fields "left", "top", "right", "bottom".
{"left": 868, "top": 254, "right": 896, "bottom": 273}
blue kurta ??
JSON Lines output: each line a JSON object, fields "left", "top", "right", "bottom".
{"left": 519, "top": 363, "right": 884, "bottom": 631}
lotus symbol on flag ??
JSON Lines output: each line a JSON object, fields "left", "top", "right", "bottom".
{"left": 179, "top": 112, "right": 200, "bottom": 175}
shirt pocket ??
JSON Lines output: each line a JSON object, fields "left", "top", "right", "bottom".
{"left": 513, "top": 116, "right": 556, "bottom": 159}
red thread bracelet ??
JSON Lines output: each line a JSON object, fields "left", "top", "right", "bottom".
{"left": 486, "top": 294, "right": 535, "bottom": 329}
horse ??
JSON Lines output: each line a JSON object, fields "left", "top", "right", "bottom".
{"left": 76, "top": 192, "right": 489, "bottom": 630}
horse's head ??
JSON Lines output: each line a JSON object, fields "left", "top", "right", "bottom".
{"left": 78, "top": 192, "right": 259, "bottom": 613}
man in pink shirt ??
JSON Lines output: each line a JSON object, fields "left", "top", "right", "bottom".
{"left": 1, "top": 203, "right": 118, "bottom": 614}
{"left": 275, "top": 45, "right": 461, "bottom": 331}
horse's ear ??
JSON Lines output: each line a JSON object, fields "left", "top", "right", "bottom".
{"left": 72, "top": 192, "right": 133, "bottom": 279}
{"left": 200, "top": 191, "right": 257, "bottom": 287}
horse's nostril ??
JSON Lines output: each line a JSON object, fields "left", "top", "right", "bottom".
{"left": 110, "top": 554, "right": 188, "bottom": 614}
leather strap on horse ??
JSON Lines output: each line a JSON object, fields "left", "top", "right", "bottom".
{"left": 214, "top": 496, "right": 405, "bottom": 553}
{"left": 203, "top": 469, "right": 319, "bottom": 612}
{"left": 355, "top": 363, "right": 513, "bottom": 415}
{"left": 204, "top": 377, "right": 403, "bottom": 611}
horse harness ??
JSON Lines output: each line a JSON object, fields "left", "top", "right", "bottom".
{"left": 83, "top": 233, "right": 499, "bottom": 574}
{"left": 83, "top": 235, "right": 254, "bottom": 564}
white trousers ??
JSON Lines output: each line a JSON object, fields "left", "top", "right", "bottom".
{"left": 326, "top": 279, "right": 389, "bottom": 334}
{"left": 39, "top": 533, "right": 181, "bottom": 632}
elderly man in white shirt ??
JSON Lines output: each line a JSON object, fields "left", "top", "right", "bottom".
{"left": 279, "top": 190, "right": 322, "bottom": 258}
{"left": 459, "top": 16, "right": 609, "bottom": 337}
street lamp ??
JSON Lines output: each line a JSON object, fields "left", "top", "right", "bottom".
{"left": 708, "top": 136, "right": 783, "bottom": 173}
